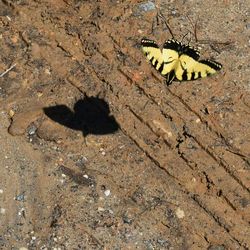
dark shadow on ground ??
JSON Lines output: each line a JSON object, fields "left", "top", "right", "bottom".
{"left": 43, "top": 96, "right": 120, "bottom": 136}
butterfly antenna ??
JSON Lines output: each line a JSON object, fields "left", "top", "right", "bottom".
{"left": 187, "top": 32, "right": 192, "bottom": 45}
{"left": 181, "top": 32, "right": 189, "bottom": 44}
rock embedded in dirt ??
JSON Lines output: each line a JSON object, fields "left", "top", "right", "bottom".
{"left": 37, "top": 119, "right": 68, "bottom": 142}
{"left": 8, "top": 109, "right": 43, "bottom": 136}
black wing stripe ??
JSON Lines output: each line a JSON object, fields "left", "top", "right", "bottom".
{"left": 183, "top": 45, "right": 200, "bottom": 60}
{"left": 163, "top": 39, "right": 180, "bottom": 50}
{"left": 199, "top": 59, "right": 222, "bottom": 70}
{"left": 182, "top": 70, "right": 188, "bottom": 81}
{"left": 191, "top": 71, "right": 196, "bottom": 80}
{"left": 158, "top": 63, "right": 164, "bottom": 73}
{"left": 163, "top": 39, "right": 200, "bottom": 60}
{"left": 141, "top": 39, "right": 159, "bottom": 48}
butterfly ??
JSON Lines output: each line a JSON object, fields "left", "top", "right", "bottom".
{"left": 141, "top": 38, "right": 222, "bottom": 85}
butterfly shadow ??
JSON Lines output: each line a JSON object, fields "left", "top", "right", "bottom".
{"left": 43, "top": 96, "right": 120, "bottom": 137}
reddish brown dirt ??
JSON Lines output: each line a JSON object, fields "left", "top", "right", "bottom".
{"left": 0, "top": 0, "right": 250, "bottom": 249}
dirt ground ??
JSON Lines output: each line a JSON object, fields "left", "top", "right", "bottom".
{"left": 0, "top": 0, "right": 250, "bottom": 249}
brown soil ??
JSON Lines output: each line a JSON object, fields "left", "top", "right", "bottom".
{"left": 0, "top": 0, "right": 250, "bottom": 249}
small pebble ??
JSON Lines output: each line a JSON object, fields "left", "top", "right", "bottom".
{"left": 9, "top": 109, "right": 15, "bottom": 117}
{"left": 98, "top": 207, "right": 105, "bottom": 212}
{"left": 104, "top": 189, "right": 111, "bottom": 196}
{"left": 0, "top": 189, "right": 3, "bottom": 194}
{"left": 83, "top": 174, "right": 89, "bottom": 179}
{"left": 0, "top": 208, "right": 6, "bottom": 214}
{"left": 19, "top": 247, "right": 28, "bottom": 250}
{"left": 108, "top": 209, "right": 114, "bottom": 214}
{"left": 44, "top": 68, "right": 51, "bottom": 75}
{"left": 176, "top": 207, "right": 185, "bottom": 219}
{"left": 138, "top": 1, "right": 155, "bottom": 12}
{"left": 167, "top": 131, "right": 172, "bottom": 137}
{"left": 15, "top": 194, "right": 25, "bottom": 201}
{"left": 28, "top": 125, "right": 37, "bottom": 135}
{"left": 18, "top": 207, "right": 25, "bottom": 216}
{"left": 100, "top": 148, "right": 106, "bottom": 155}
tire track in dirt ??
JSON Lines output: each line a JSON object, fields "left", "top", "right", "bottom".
{"left": 61, "top": 54, "right": 242, "bottom": 247}
{"left": 47, "top": 16, "right": 250, "bottom": 244}
{"left": 105, "top": 32, "right": 250, "bottom": 211}
{"left": 34, "top": 4, "right": 250, "bottom": 246}
{"left": 62, "top": 54, "right": 247, "bottom": 247}
{"left": 73, "top": 20, "right": 249, "bottom": 246}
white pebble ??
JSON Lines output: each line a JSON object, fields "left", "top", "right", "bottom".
{"left": 0, "top": 189, "right": 3, "bottom": 194}
{"left": 98, "top": 207, "right": 105, "bottom": 211}
{"left": 83, "top": 174, "right": 89, "bottom": 179}
{"left": 104, "top": 189, "right": 111, "bottom": 197}
{"left": 176, "top": 207, "right": 185, "bottom": 219}
{"left": 0, "top": 208, "right": 6, "bottom": 214}
{"left": 19, "top": 247, "right": 28, "bottom": 250}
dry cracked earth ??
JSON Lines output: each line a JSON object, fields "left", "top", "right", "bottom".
{"left": 0, "top": 0, "right": 250, "bottom": 249}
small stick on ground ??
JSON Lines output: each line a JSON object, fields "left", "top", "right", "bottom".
{"left": 0, "top": 64, "right": 16, "bottom": 78}
{"left": 186, "top": 15, "right": 233, "bottom": 50}
{"left": 154, "top": 1, "right": 175, "bottom": 39}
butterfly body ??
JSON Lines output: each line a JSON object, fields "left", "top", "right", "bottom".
{"left": 141, "top": 38, "right": 222, "bottom": 85}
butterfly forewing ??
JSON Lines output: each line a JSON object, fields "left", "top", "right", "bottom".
{"left": 141, "top": 39, "right": 165, "bottom": 73}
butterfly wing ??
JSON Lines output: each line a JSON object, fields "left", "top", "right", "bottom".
{"left": 175, "top": 54, "right": 222, "bottom": 81}
{"left": 162, "top": 39, "right": 201, "bottom": 85}
{"left": 161, "top": 39, "right": 180, "bottom": 84}
{"left": 141, "top": 39, "right": 166, "bottom": 74}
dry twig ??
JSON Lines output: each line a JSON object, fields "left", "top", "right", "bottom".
{"left": 0, "top": 64, "right": 16, "bottom": 78}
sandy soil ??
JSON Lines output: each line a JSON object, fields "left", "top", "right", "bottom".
{"left": 0, "top": 0, "right": 250, "bottom": 249}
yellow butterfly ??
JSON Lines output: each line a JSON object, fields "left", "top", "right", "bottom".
{"left": 141, "top": 38, "right": 222, "bottom": 85}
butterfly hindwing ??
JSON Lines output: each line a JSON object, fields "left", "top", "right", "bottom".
{"left": 175, "top": 56, "right": 222, "bottom": 81}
